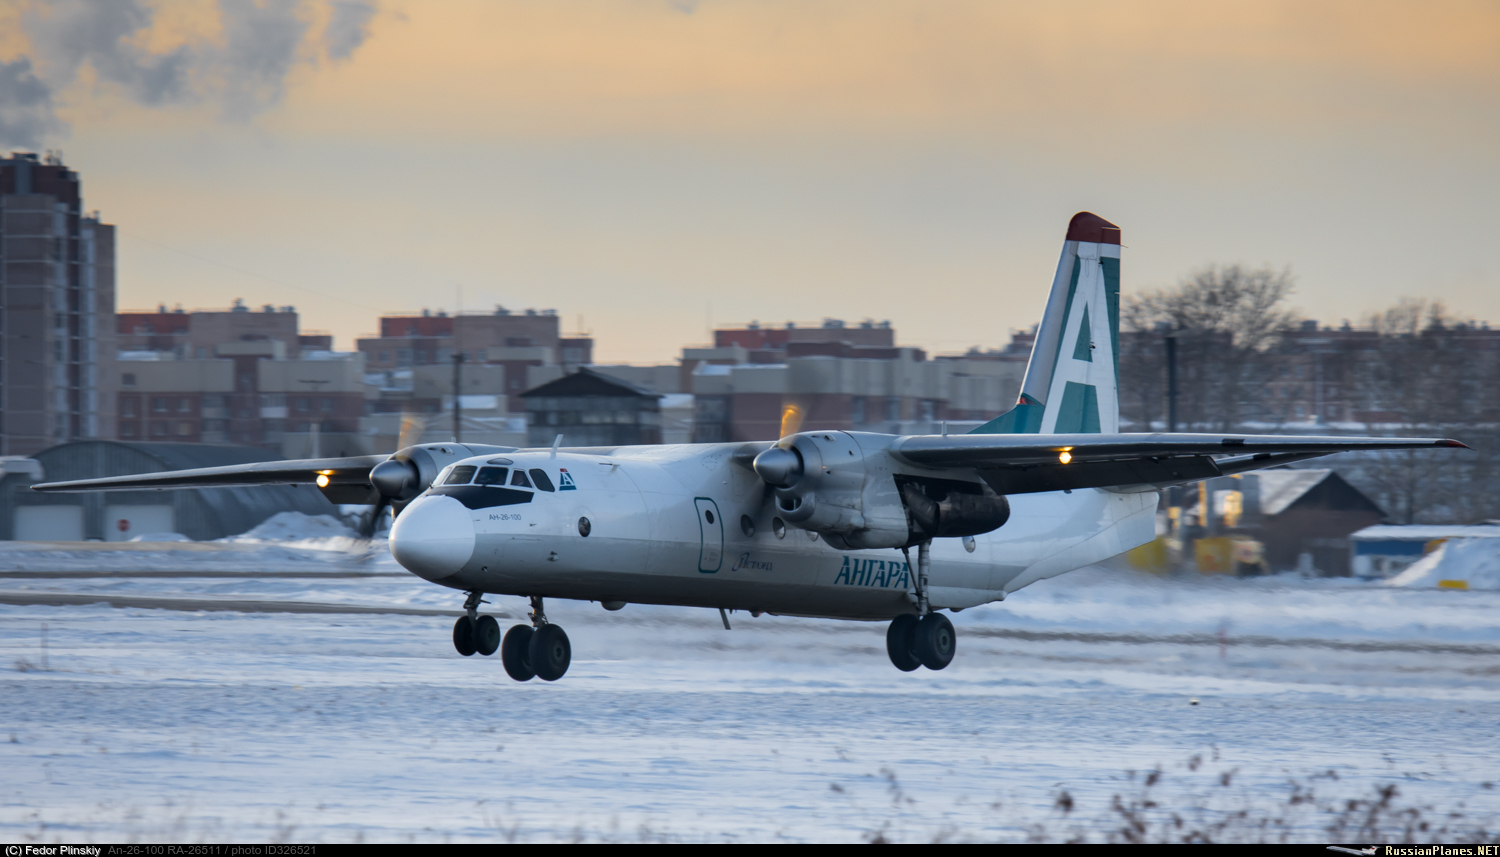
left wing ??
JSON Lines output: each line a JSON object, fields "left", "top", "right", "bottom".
{"left": 889, "top": 432, "right": 1467, "bottom": 494}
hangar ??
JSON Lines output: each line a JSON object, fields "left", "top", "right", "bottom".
{"left": 0, "top": 441, "right": 339, "bottom": 541}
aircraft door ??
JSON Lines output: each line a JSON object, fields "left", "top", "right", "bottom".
{"left": 694, "top": 497, "right": 723, "bottom": 573}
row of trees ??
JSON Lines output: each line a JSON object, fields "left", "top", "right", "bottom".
{"left": 1118, "top": 266, "right": 1499, "bottom": 524}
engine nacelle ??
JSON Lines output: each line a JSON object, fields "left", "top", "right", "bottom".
{"left": 757, "top": 431, "right": 1006, "bottom": 550}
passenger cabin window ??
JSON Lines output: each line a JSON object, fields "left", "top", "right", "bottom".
{"left": 510, "top": 469, "right": 532, "bottom": 488}
{"left": 475, "top": 466, "right": 509, "bottom": 485}
{"left": 444, "top": 465, "right": 477, "bottom": 485}
{"left": 529, "top": 469, "right": 555, "bottom": 492}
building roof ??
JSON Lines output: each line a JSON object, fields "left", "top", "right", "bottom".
{"left": 1255, "top": 468, "right": 1335, "bottom": 516}
{"left": 519, "top": 367, "right": 662, "bottom": 400}
{"left": 1350, "top": 524, "right": 1500, "bottom": 542}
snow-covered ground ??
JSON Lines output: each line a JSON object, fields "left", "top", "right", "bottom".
{"left": 1, "top": 536, "right": 1497, "bottom": 842}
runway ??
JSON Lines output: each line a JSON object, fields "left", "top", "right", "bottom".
{"left": 2, "top": 555, "right": 1497, "bottom": 842}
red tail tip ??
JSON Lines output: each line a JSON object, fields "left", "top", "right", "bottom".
{"left": 1439, "top": 439, "right": 1471, "bottom": 449}
{"left": 1066, "top": 212, "right": 1121, "bottom": 245}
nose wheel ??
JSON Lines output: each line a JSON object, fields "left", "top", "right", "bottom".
{"left": 499, "top": 596, "right": 573, "bottom": 682}
{"left": 452, "top": 591, "right": 501, "bottom": 657}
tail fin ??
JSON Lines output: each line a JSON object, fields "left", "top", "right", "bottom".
{"left": 971, "top": 212, "right": 1121, "bottom": 435}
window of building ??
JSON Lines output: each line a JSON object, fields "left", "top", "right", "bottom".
{"left": 121, "top": 373, "right": 136, "bottom": 387}
{"left": 378, "top": 351, "right": 390, "bottom": 363}
{"left": 319, "top": 397, "right": 333, "bottom": 411}
{"left": 152, "top": 397, "right": 168, "bottom": 413}
{"left": 121, "top": 423, "right": 137, "bottom": 438}
{"left": 415, "top": 350, "right": 427, "bottom": 364}
{"left": 120, "top": 398, "right": 138, "bottom": 418}
{"left": 505, "top": 337, "right": 532, "bottom": 347}
{"left": 296, "top": 398, "right": 310, "bottom": 412}
{"left": 562, "top": 348, "right": 582, "bottom": 362}
{"left": 177, "top": 422, "right": 193, "bottom": 436}
{"left": 203, "top": 395, "right": 225, "bottom": 409}
{"left": 851, "top": 396, "right": 865, "bottom": 424}
{"left": 396, "top": 348, "right": 411, "bottom": 364}
{"left": 886, "top": 397, "right": 901, "bottom": 422}
{"left": 152, "top": 422, "right": 169, "bottom": 436}
{"left": 196, "top": 347, "right": 207, "bottom": 358}
{"left": 177, "top": 398, "right": 192, "bottom": 413}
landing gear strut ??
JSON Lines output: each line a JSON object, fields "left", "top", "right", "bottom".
{"left": 501, "top": 596, "right": 572, "bottom": 682}
{"left": 453, "top": 591, "right": 501, "bottom": 657}
{"left": 887, "top": 540, "right": 957, "bottom": 672}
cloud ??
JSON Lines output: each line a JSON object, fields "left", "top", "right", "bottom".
{"left": 0, "top": 57, "right": 64, "bottom": 148}
{"left": 324, "top": 0, "right": 376, "bottom": 62}
{"left": 0, "top": 0, "right": 381, "bottom": 149}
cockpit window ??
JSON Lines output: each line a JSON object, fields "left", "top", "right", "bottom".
{"left": 529, "top": 469, "right": 555, "bottom": 492}
{"left": 443, "top": 465, "right": 477, "bottom": 485}
{"left": 510, "top": 469, "right": 532, "bottom": 488}
{"left": 474, "top": 466, "right": 509, "bottom": 486}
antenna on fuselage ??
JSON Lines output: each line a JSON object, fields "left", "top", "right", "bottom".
{"left": 551, "top": 433, "right": 563, "bottom": 459}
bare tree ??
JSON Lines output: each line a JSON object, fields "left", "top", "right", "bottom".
{"left": 1121, "top": 265, "right": 1301, "bottom": 431}
{"left": 1346, "top": 299, "right": 1499, "bottom": 524}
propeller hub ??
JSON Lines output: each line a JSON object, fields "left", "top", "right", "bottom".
{"left": 752, "top": 446, "right": 803, "bottom": 488}
{"left": 370, "top": 458, "right": 419, "bottom": 500}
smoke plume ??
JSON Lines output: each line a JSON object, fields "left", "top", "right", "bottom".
{"left": 2, "top": 0, "right": 379, "bottom": 148}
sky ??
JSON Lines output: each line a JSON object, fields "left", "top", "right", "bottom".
{"left": 2, "top": 0, "right": 1497, "bottom": 362}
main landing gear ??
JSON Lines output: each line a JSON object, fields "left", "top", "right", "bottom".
{"left": 452, "top": 592, "right": 572, "bottom": 682}
{"left": 886, "top": 540, "right": 957, "bottom": 672}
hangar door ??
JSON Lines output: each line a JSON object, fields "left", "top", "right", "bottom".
{"left": 14, "top": 506, "right": 85, "bottom": 541}
{"left": 105, "top": 505, "right": 176, "bottom": 542}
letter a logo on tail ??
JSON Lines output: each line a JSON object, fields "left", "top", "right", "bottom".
{"left": 972, "top": 212, "right": 1121, "bottom": 435}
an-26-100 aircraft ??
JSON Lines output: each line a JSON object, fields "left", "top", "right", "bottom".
{"left": 36, "top": 213, "right": 1465, "bottom": 682}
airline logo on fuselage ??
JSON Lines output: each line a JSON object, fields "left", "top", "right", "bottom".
{"left": 834, "top": 556, "right": 910, "bottom": 589}
{"left": 559, "top": 469, "right": 577, "bottom": 490}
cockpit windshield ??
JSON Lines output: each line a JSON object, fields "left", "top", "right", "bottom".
{"left": 475, "top": 466, "right": 509, "bottom": 486}
{"left": 443, "top": 465, "right": 477, "bottom": 485}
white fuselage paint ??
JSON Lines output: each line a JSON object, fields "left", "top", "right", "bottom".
{"left": 389, "top": 442, "right": 1159, "bottom": 620}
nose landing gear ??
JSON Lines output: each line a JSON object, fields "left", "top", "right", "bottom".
{"left": 500, "top": 596, "right": 572, "bottom": 682}
{"left": 453, "top": 591, "right": 501, "bottom": 657}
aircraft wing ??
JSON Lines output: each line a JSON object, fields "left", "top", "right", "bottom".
{"left": 889, "top": 432, "right": 1467, "bottom": 495}
{"left": 29, "top": 454, "right": 387, "bottom": 493}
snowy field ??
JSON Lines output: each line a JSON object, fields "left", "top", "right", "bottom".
{"left": 2, "top": 528, "right": 1498, "bottom": 842}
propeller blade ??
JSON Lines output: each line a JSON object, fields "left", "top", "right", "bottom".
{"left": 780, "top": 402, "right": 804, "bottom": 439}
{"left": 358, "top": 495, "right": 391, "bottom": 539}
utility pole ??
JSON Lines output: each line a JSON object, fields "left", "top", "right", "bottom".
{"left": 297, "top": 379, "right": 331, "bottom": 458}
{"left": 1165, "top": 329, "right": 1179, "bottom": 433}
{"left": 452, "top": 349, "right": 464, "bottom": 443}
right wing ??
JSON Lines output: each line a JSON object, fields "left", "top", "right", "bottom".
{"left": 889, "top": 432, "right": 1467, "bottom": 494}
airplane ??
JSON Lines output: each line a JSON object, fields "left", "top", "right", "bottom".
{"left": 33, "top": 212, "right": 1466, "bottom": 683}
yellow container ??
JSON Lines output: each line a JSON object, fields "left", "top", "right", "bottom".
{"left": 1194, "top": 537, "right": 1234, "bottom": 575}
{"left": 1437, "top": 579, "right": 1469, "bottom": 590}
{"left": 1127, "top": 536, "right": 1170, "bottom": 573}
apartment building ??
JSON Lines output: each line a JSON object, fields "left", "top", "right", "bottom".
{"left": 0, "top": 152, "right": 116, "bottom": 455}
{"left": 115, "top": 305, "right": 368, "bottom": 457}
{"left": 687, "top": 320, "right": 1026, "bottom": 442}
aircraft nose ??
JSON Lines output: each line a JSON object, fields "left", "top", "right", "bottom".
{"left": 390, "top": 495, "right": 475, "bottom": 582}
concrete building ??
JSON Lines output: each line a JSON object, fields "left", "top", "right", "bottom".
{"left": 357, "top": 307, "right": 593, "bottom": 413}
{"left": 0, "top": 151, "right": 116, "bottom": 455}
{"left": 687, "top": 321, "right": 1026, "bottom": 442}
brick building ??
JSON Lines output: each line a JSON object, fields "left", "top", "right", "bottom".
{"left": 0, "top": 152, "right": 116, "bottom": 455}
{"left": 114, "top": 304, "right": 367, "bottom": 456}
